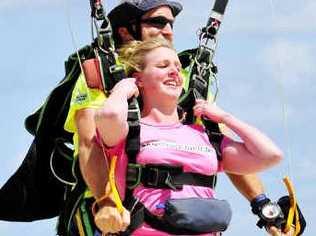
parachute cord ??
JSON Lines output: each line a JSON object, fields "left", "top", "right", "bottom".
{"left": 63, "top": 0, "right": 92, "bottom": 101}
{"left": 268, "top": 1, "right": 301, "bottom": 234}
{"left": 50, "top": 148, "right": 76, "bottom": 186}
{"left": 268, "top": 0, "right": 293, "bottom": 180}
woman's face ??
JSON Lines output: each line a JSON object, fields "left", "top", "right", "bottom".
{"left": 138, "top": 47, "right": 183, "bottom": 102}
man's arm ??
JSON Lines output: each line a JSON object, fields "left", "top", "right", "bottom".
{"left": 227, "top": 173, "right": 297, "bottom": 236}
{"left": 226, "top": 173, "right": 264, "bottom": 201}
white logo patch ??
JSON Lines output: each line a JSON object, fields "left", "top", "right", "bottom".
{"left": 141, "top": 140, "right": 214, "bottom": 155}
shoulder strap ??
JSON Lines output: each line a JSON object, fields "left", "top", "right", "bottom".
{"left": 123, "top": 98, "right": 141, "bottom": 210}
{"left": 178, "top": 48, "right": 223, "bottom": 161}
{"left": 203, "top": 119, "right": 223, "bottom": 161}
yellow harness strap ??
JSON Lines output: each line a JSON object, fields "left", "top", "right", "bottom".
{"left": 75, "top": 208, "right": 86, "bottom": 236}
{"left": 91, "top": 156, "right": 124, "bottom": 215}
{"left": 109, "top": 155, "right": 124, "bottom": 213}
{"left": 283, "top": 176, "right": 301, "bottom": 236}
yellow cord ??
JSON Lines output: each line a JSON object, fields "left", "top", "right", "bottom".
{"left": 75, "top": 208, "right": 86, "bottom": 236}
{"left": 283, "top": 176, "right": 301, "bottom": 236}
{"left": 109, "top": 155, "right": 124, "bottom": 213}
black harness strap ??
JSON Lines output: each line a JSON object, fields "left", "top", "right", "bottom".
{"left": 96, "top": 50, "right": 124, "bottom": 92}
{"left": 204, "top": 119, "right": 224, "bottom": 160}
{"left": 125, "top": 98, "right": 141, "bottom": 161}
{"left": 178, "top": 50, "right": 224, "bottom": 162}
{"left": 127, "top": 164, "right": 217, "bottom": 190}
{"left": 123, "top": 97, "right": 141, "bottom": 211}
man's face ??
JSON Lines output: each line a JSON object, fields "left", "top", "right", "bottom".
{"left": 140, "top": 6, "right": 174, "bottom": 42}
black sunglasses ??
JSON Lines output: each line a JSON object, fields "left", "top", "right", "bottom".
{"left": 141, "top": 16, "right": 174, "bottom": 29}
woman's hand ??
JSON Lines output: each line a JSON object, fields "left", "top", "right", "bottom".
{"left": 94, "top": 203, "right": 130, "bottom": 234}
{"left": 95, "top": 78, "right": 139, "bottom": 147}
{"left": 193, "top": 99, "right": 282, "bottom": 174}
{"left": 193, "top": 99, "right": 228, "bottom": 123}
{"left": 111, "top": 78, "right": 139, "bottom": 99}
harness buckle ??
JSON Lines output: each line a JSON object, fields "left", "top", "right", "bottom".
{"left": 109, "top": 64, "right": 124, "bottom": 74}
{"left": 127, "top": 164, "right": 142, "bottom": 189}
{"left": 146, "top": 167, "right": 160, "bottom": 187}
{"left": 144, "top": 165, "right": 183, "bottom": 190}
{"left": 164, "top": 173, "right": 178, "bottom": 191}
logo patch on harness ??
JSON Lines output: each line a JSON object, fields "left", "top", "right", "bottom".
{"left": 142, "top": 140, "right": 214, "bottom": 155}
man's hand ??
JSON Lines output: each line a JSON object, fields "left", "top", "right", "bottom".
{"left": 267, "top": 225, "right": 295, "bottom": 236}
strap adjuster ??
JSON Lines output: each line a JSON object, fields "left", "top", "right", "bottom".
{"left": 144, "top": 165, "right": 183, "bottom": 190}
{"left": 127, "top": 164, "right": 142, "bottom": 189}
{"left": 164, "top": 173, "right": 178, "bottom": 191}
{"left": 146, "top": 167, "right": 159, "bottom": 187}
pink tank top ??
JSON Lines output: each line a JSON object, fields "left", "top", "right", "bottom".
{"left": 104, "top": 121, "right": 227, "bottom": 236}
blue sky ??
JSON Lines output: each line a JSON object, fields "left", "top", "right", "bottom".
{"left": 1, "top": 0, "right": 315, "bottom": 235}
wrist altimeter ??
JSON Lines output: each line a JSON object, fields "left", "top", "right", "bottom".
{"left": 259, "top": 202, "right": 284, "bottom": 223}
{"left": 251, "top": 194, "right": 285, "bottom": 229}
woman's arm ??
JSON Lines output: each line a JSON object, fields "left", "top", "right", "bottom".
{"left": 95, "top": 78, "right": 139, "bottom": 147}
{"left": 194, "top": 99, "right": 283, "bottom": 174}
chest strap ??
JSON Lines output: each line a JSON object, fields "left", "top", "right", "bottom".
{"left": 126, "top": 164, "right": 217, "bottom": 190}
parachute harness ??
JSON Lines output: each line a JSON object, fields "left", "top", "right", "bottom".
{"left": 65, "top": 0, "right": 304, "bottom": 235}
{"left": 194, "top": 11, "right": 221, "bottom": 102}
{"left": 88, "top": 0, "right": 141, "bottom": 214}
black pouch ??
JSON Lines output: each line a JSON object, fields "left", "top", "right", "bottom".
{"left": 163, "top": 198, "right": 232, "bottom": 233}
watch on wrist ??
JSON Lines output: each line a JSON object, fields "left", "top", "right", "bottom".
{"left": 259, "top": 202, "right": 284, "bottom": 222}
{"left": 250, "top": 194, "right": 270, "bottom": 215}
{"left": 251, "top": 194, "right": 285, "bottom": 229}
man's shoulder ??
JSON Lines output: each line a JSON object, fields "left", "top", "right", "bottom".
{"left": 178, "top": 48, "right": 198, "bottom": 68}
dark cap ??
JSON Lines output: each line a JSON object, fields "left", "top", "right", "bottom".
{"left": 108, "top": 0, "right": 182, "bottom": 28}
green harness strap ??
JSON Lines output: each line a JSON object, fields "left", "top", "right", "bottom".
{"left": 80, "top": 200, "right": 94, "bottom": 236}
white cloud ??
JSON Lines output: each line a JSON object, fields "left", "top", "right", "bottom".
{"left": 293, "top": 152, "right": 316, "bottom": 179}
{"left": 261, "top": 39, "right": 315, "bottom": 85}
{"left": 271, "top": 0, "right": 316, "bottom": 32}
{"left": 224, "top": 0, "right": 316, "bottom": 34}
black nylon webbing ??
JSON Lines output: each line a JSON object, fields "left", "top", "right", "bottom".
{"left": 127, "top": 164, "right": 217, "bottom": 190}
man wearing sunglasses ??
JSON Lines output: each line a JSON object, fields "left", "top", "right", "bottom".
{"left": 70, "top": 1, "right": 297, "bottom": 235}
{"left": 109, "top": 1, "right": 176, "bottom": 45}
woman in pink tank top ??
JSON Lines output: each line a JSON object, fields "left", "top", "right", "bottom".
{"left": 93, "top": 37, "right": 283, "bottom": 235}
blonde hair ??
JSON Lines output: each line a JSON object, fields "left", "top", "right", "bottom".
{"left": 118, "top": 37, "right": 175, "bottom": 76}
